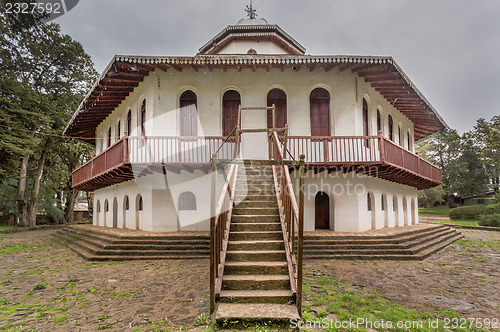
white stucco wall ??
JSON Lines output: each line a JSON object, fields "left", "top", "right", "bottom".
{"left": 218, "top": 40, "right": 289, "bottom": 55}
{"left": 91, "top": 66, "right": 421, "bottom": 233}
{"left": 291, "top": 169, "right": 418, "bottom": 232}
{"left": 94, "top": 67, "right": 415, "bottom": 152}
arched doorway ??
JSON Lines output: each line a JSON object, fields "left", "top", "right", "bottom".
{"left": 393, "top": 196, "right": 399, "bottom": 226}
{"left": 315, "top": 192, "right": 330, "bottom": 229}
{"left": 411, "top": 198, "right": 416, "bottom": 225}
{"left": 403, "top": 197, "right": 408, "bottom": 226}
{"left": 381, "top": 194, "right": 388, "bottom": 227}
{"left": 222, "top": 90, "right": 241, "bottom": 136}
{"left": 367, "top": 192, "right": 375, "bottom": 229}
{"left": 123, "top": 195, "right": 129, "bottom": 228}
{"left": 310, "top": 88, "right": 331, "bottom": 136}
{"left": 96, "top": 200, "right": 100, "bottom": 226}
{"left": 112, "top": 197, "right": 118, "bottom": 228}
{"left": 267, "top": 88, "right": 287, "bottom": 130}
{"left": 180, "top": 90, "right": 198, "bottom": 136}
{"left": 135, "top": 194, "right": 143, "bottom": 230}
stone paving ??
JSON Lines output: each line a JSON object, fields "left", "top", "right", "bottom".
{"left": 0, "top": 228, "right": 498, "bottom": 330}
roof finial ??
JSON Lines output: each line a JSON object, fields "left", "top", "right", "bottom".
{"left": 245, "top": 0, "right": 257, "bottom": 19}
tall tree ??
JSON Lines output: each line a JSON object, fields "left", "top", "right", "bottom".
{"left": 472, "top": 116, "right": 500, "bottom": 192}
{"left": 0, "top": 1, "right": 97, "bottom": 226}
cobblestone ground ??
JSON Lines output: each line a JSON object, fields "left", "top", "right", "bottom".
{"left": 0, "top": 228, "right": 498, "bottom": 331}
{"left": 309, "top": 229, "right": 500, "bottom": 319}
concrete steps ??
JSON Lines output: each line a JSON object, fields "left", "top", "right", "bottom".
{"left": 216, "top": 164, "right": 300, "bottom": 321}
{"left": 51, "top": 226, "right": 209, "bottom": 261}
{"left": 304, "top": 225, "right": 463, "bottom": 260}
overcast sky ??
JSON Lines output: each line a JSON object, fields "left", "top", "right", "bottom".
{"left": 55, "top": 0, "right": 500, "bottom": 134}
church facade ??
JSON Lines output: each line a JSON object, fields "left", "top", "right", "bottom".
{"left": 65, "top": 17, "right": 445, "bottom": 233}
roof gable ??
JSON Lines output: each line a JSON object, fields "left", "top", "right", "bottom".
{"left": 199, "top": 19, "right": 306, "bottom": 55}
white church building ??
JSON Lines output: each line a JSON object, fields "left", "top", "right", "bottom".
{"left": 65, "top": 16, "right": 445, "bottom": 234}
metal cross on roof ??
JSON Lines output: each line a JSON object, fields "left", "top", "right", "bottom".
{"left": 245, "top": 0, "right": 257, "bottom": 19}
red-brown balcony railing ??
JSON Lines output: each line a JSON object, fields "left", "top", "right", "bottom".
{"left": 284, "top": 134, "right": 441, "bottom": 183}
{"left": 72, "top": 136, "right": 235, "bottom": 188}
{"left": 72, "top": 133, "right": 441, "bottom": 189}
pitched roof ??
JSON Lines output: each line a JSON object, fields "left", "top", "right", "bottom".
{"left": 64, "top": 54, "right": 447, "bottom": 141}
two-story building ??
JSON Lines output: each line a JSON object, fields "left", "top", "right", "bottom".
{"left": 65, "top": 17, "right": 446, "bottom": 233}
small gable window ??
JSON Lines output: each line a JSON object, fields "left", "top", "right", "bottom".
{"left": 247, "top": 49, "right": 257, "bottom": 55}
{"left": 179, "top": 191, "right": 197, "bottom": 211}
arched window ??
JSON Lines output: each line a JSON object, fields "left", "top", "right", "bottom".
{"left": 377, "top": 109, "right": 381, "bottom": 133}
{"left": 267, "top": 88, "right": 287, "bottom": 131}
{"left": 398, "top": 125, "right": 403, "bottom": 145}
{"left": 310, "top": 88, "right": 331, "bottom": 136}
{"left": 124, "top": 195, "right": 129, "bottom": 210}
{"left": 136, "top": 194, "right": 143, "bottom": 211}
{"left": 388, "top": 115, "right": 394, "bottom": 141}
{"left": 140, "top": 100, "right": 146, "bottom": 136}
{"left": 381, "top": 194, "right": 386, "bottom": 211}
{"left": 104, "top": 199, "right": 109, "bottom": 212}
{"left": 407, "top": 130, "right": 412, "bottom": 150}
{"left": 222, "top": 90, "right": 241, "bottom": 136}
{"left": 180, "top": 90, "right": 198, "bottom": 136}
{"left": 116, "top": 120, "right": 121, "bottom": 141}
{"left": 127, "top": 110, "right": 132, "bottom": 135}
{"left": 178, "top": 191, "right": 197, "bottom": 211}
{"left": 107, "top": 127, "right": 112, "bottom": 148}
{"left": 362, "top": 98, "right": 369, "bottom": 136}
{"left": 367, "top": 193, "right": 373, "bottom": 211}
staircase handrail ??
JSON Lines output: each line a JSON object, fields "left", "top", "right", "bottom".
{"left": 271, "top": 131, "right": 305, "bottom": 315}
{"left": 209, "top": 157, "right": 239, "bottom": 314}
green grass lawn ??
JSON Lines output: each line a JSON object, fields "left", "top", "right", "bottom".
{"left": 0, "top": 225, "right": 15, "bottom": 232}
{"left": 433, "top": 219, "right": 480, "bottom": 226}
{"left": 418, "top": 206, "right": 450, "bottom": 217}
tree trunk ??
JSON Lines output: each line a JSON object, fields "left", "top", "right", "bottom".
{"left": 65, "top": 190, "right": 76, "bottom": 224}
{"left": 86, "top": 191, "right": 93, "bottom": 223}
{"left": 27, "top": 150, "right": 47, "bottom": 227}
{"left": 17, "top": 154, "right": 30, "bottom": 227}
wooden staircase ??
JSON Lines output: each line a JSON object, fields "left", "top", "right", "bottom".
{"left": 215, "top": 164, "right": 300, "bottom": 321}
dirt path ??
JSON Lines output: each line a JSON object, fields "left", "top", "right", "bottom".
{"left": 0, "top": 228, "right": 498, "bottom": 331}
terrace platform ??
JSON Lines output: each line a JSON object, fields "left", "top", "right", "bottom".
{"left": 52, "top": 223, "right": 461, "bottom": 261}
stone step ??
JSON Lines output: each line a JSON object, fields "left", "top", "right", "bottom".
{"left": 224, "top": 261, "right": 288, "bottom": 275}
{"left": 303, "top": 228, "right": 456, "bottom": 250}
{"left": 304, "top": 225, "right": 449, "bottom": 241}
{"left": 235, "top": 194, "right": 276, "bottom": 202}
{"left": 229, "top": 231, "right": 283, "bottom": 241}
{"left": 232, "top": 207, "right": 279, "bottom": 215}
{"left": 222, "top": 275, "right": 290, "bottom": 290}
{"left": 52, "top": 235, "right": 207, "bottom": 260}
{"left": 64, "top": 226, "right": 209, "bottom": 242}
{"left": 227, "top": 240, "right": 284, "bottom": 251}
{"left": 63, "top": 228, "right": 210, "bottom": 248}
{"left": 218, "top": 290, "right": 294, "bottom": 304}
{"left": 226, "top": 250, "right": 286, "bottom": 262}
{"left": 231, "top": 215, "right": 280, "bottom": 223}
{"left": 235, "top": 200, "right": 277, "bottom": 208}
{"left": 231, "top": 222, "right": 282, "bottom": 232}
{"left": 215, "top": 303, "right": 300, "bottom": 321}
{"left": 305, "top": 232, "right": 463, "bottom": 260}
{"left": 52, "top": 232, "right": 208, "bottom": 258}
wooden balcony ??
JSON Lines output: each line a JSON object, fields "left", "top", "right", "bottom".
{"left": 72, "top": 136, "right": 236, "bottom": 191}
{"left": 72, "top": 134, "right": 440, "bottom": 191}
{"left": 284, "top": 135, "right": 441, "bottom": 189}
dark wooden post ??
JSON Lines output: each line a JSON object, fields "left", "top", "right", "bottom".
{"left": 209, "top": 154, "right": 217, "bottom": 314}
{"left": 297, "top": 154, "right": 305, "bottom": 316}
